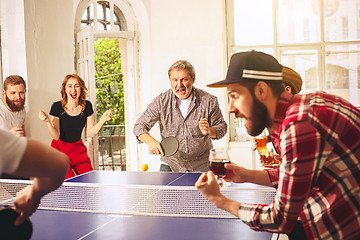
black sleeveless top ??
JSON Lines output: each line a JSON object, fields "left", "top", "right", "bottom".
{"left": 49, "top": 100, "right": 94, "bottom": 143}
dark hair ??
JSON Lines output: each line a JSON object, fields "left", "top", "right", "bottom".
{"left": 288, "top": 85, "right": 298, "bottom": 95}
{"left": 4, "top": 75, "right": 26, "bottom": 90}
{"left": 240, "top": 80, "right": 285, "bottom": 98}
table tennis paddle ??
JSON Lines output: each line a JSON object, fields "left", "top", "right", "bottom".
{"left": 0, "top": 207, "right": 32, "bottom": 240}
{"left": 160, "top": 136, "right": 179, "bottom": 156}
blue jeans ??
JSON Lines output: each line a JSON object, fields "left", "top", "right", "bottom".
{"left": 160, "top": 164, "right": 172, "bottom": 172}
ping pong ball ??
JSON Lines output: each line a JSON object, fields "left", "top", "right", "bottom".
{"left": 141, "top": 164, "right": 148, "bottom": 171}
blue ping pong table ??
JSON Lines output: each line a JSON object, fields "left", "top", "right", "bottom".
{"left": 30, "top": 171, "right": 274, "bottom": 240}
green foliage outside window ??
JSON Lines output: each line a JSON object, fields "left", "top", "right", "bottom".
{"left": 94, "top": 39, "right": 125, "bottom": 126}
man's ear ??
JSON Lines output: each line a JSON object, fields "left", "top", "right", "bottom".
{"left": 285, "top": 85, "right": 292, "bottom": 94}
{"left": 254, "top": 81, "right": 268, "bottom": 102}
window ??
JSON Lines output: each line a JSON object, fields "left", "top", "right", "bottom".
{"left": 227, "top": 0, "right": 360, "bottom": 141}
{"left": 81, "top": 1, "right": 127, "bottom": 31}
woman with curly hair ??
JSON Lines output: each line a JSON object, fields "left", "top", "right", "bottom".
{"left": 39, "top": 74, "right": 112, "bottom": 179}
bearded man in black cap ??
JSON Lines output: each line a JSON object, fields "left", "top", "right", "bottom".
{"left": 195, "top": 51, "right": 360, "bottom": 240}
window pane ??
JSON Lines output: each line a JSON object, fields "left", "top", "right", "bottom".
{"left": 114, "top": 25, "right": 120, "bottom": 31}
{"left": 325, "top": 44, "right": 360, "bottom": 105}
{"left": 89, "top": 3, "right": 94, "bottom": 19}
{"left": 233, "top": 0, "right": 273, "bottom": 45}
{"left": 278, "top": 0, "right": 320, "bottom": 43}
{"left": 325, "top": 0, "right": 360, "bottom": 41}
{"left": 106, "top": 6, "right": 111, "bottom": 21}
{"left": 97, "top": 3, "right": 104, "bottom": 20}
{"left": 81, "top": 9, "right": 88, "bottom": 21}
{"left": 81, "top": 23, "right": 88, "bottom": 30}
{"left": 97, "top": 22, "right": 104, "bottom": 31}
{"left": 106, "top": 4, "right": 111, "bottom": 30}
{"left": 280, "top": 50, "right": 319, "bottom": 93}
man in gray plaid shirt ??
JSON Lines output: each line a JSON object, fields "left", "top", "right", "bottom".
{"left": 134, "top": 60, "right": 227, "bottom": 172}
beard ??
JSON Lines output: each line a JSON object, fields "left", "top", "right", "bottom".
{"left": 175, "top": 86, "right": 192, "bottom": 100}
{"left": 245, "top": 93, "right": 272, "bottom": 136}
{"left": 5, "top": 95, "right": 25, "bottom": 112}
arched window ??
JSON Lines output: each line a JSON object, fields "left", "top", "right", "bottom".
{"left": 81, "top": 1, "right": 127, "bottom": 31}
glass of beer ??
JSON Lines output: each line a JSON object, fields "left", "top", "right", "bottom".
{"left": 259, "top": 149, "right": 274, "bottom": 166}
{"left": 254, "top": 135, "right": 267, "bottom": 151}
{"left": 208, "top": 148, "right": 231, "bottom": 187}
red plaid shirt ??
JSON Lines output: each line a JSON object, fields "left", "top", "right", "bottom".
{"left": 238, "top": 91, "right": 360, "bottom": 239}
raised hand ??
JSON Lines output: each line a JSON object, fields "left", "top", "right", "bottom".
{"left": 38, "top": 110, "right": 50, "bottom": 123}
{"left": 198, "top": 117, "right": 210, "bottom": 136}
{"left": 101, "top": 108, "right": 113, "bottom": 122}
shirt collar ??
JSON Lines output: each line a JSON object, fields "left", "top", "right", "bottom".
{"left": 270, "top": 91, "right": 294, "bottom": 138}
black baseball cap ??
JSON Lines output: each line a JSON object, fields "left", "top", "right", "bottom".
{"left": 207, "top": 50, "right": 283, "bottom": 88}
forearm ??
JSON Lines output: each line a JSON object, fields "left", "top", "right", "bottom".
{"left": 13, "top": 139, "right": 68, "bottom": 191}
{"left": 208, "top": 98, "right": 228, "bottom": 140}
{"left": 210, "top": 121, "right": 227, "bottom": 139}
{"left": 31, "top": 153, "right": 67, "bottom": 195}
{"left": 46, "top": 122, "right": 60, "bottom": 139}
{"left": 207, "top": 127, "right": 217, "bottom": 138}
{"left": 196, "top": 172, "right": 241, "bottom": 218}
{"left": 11, "top": 138, "right": 68, "bottom": 226}
{"left": 138, "top": 133, "right": 157, "bottom": 145}
{"left": 212, "top": 195, "right": 241, "bottom": 217}
{"left": 88, "top": 119, "right": 106, "bottom": 138}
{"left": 243, "top": 169, "right": 273, "bottom": 187}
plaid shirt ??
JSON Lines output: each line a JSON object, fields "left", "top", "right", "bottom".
{"left": 238, "top": 91, "right": 360, "bottom": 239}
{"left": 133, "top": 87, "right": 227, "bottom": 172}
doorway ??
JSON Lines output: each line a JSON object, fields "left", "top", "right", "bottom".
{"left": 95, "top": 38, "right": 126, "bottom": 170}
{"left": 74, "top": 0, "right": 138, "bottom": 171}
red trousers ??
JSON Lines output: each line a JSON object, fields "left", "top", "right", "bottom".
{"left": 51, "top": 139, "right": 93, "bottom": 179}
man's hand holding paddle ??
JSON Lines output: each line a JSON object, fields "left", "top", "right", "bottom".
{"left": 149, "top": 138, "right": 164, "bottom": 156}
{"left": 13, "top": 185, "right": 41, "bottom": 226}
{"left": 138, "top": 134, "right": 179, "bottom": 157}
{"left": 138, "top": 134, "right": 164, "bottom": 155}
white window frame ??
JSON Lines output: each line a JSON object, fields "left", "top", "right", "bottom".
{"left": 226, "top": 0, "right": 360, "bottom": 141}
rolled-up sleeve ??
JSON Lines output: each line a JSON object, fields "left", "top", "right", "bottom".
{"left": 133, "top": 96, "right": 161, "bottom": 143}
{"left": 238, "top": 121, "right": 325, "bottom": 233}
{"left": 208, "top": 95, "right": 227, "bottom": 139}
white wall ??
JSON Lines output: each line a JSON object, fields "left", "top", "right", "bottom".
{"left": 133, "top": 0, "right": 230, "bottom": 171}
{"left": 23, "top": 0, "right": 75, "bottom": 141}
